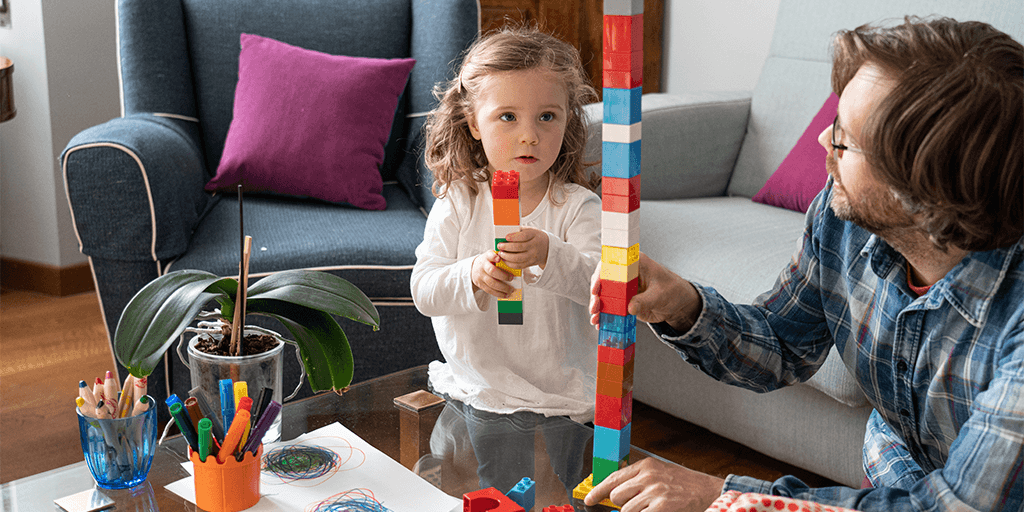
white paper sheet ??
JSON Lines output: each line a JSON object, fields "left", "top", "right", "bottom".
{"left": 165, "top": 422, "right": 461, "bottom": 512}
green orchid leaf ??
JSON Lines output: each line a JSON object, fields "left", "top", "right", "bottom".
{"left": 247, "top": 270, "right": 380, "bottom": 329}
{"left": 113, "top": 271, "right": 236, "bottom": 377}
{"left": 247, "top": 298, "right": 354, "bottom": 391}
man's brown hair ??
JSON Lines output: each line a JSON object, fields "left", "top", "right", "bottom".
{"left": 831, "top": 16, "right": 1023, "bottom": 251}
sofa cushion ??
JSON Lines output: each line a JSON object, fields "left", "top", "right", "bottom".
{"left": 639, "top": 197, "right": 868, "bottom": 407}
{"left": 751, "top": 93, "right": 836, "bottom": 213}
{"left": 168, "top": 183, "right": 425, "bottom": 299}
{"left": 205, "top": 33, "right": 415, "bottom": 210}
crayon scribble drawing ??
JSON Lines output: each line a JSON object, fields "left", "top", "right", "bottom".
{"left": 262, "top": 436, "right": 366, "bottom": 487}
{"left": 306, "top": 488, "right": 392, "bottom": 512}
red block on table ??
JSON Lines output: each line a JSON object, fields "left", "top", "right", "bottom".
{"left": 595, "top": 390, "right": 633, "bottom": 429}
{"left": 603, "top": 175, "right": 641, "bottom": 198}
{"left": 604, "top": 14, "right": 643, "bottom": 54}
{"left": 542, "top": 506, "right": 574, "bottom": 512}
{"left": 463, "top": 487, "right": 525, "bottom": 512}
{"left": 602, "top": 192, "right": 640, "bottom": 213}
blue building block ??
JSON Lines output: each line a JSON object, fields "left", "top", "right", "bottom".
{"left": 600, "top": 312, "right": 636, "bottom": 334}
{"left": 602, "top": 140, "right": 642, "bottom": 178}
{"left": 599, "top": 326, "right": 636, "bottom": 349}
{"left": 593, "top": 424, "right": 632, "bottom": 461}
{"left": 603, "top": 87, "right": 642, "bottom": 125}
{"left": 506, "top": 477, "right": 535, "bottom": 511}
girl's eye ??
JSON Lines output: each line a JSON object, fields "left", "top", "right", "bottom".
{"left": 540, "top": 112, "right": 554, "bottom": 122}
{"left": 499, "top": 113, "right": 516, "bottom": 122}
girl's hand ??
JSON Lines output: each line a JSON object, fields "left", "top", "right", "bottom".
{"left": 471, "top": 250, "right": 515, "bottom": 298}
{"left": 496, "top": 228, "right": 549, "bottom": 270}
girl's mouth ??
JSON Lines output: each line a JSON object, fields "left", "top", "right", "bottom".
{"left": 516, "top": 156, "right": 538, "bottom": 164}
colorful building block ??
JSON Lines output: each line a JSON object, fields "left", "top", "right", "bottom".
{"left": 602, "top": 209, "right": 640, "bottom": 232}
{"left": 496, "top": 259, "right": 522, "bottom": 277}
{"left": 541, "top": 506, "right": 574, "bottom": 512}
{"left": 464, "top": 487, "right": 525, "bottom": 512}
{"left": 598, "top": 326, "right": 635, "bottom": 349}
{"left": 506, "top": 477, "right": 535, "bottom": 511}
{"left": 595, "top": 390, "right": 633, "bottom": 429}
{"left": 493, "top": 199, "right": 520, "bottom": 225}
{"left": 600, "top": 260, "right": 639, "bottom": 283}
{"left": 492, "top": 170, "right": 520, "bottom": 199}
{"left": 572, "top": 474, "right": 620, "bottom": 509}
{"left": 598, "top": 359, "right": 634, "bottom": 384}
{"left": 601, "top": 244, "right": 640, "bottom": 266}
{"left": 498, "top": 313, "right": 523, "bottom": 325}
{"left": 600, "top": 312, "right": 635, "bottom": 333}
{"left": 593, "top": 455, "right": 629, "bottom": 484}
{"left": 601, "top": 140, "right": 642, "bottom": 179}
{"left": 497, "top": 300, "right": 523, "bottom": 314}
{"left": 602, "top": 87, "right": 642, "bottom": 125}
{"left": 603, "top": 14, "right": 643, "bottom": 53}
{"left": 596, "top": 371, "right": 633, "bottom": 398}
{"left": 600, "top": 277, "right": 638, "bottom": 299}
{"left": 598, "top": 344, "right": 635, "bottom": 366}
{"left": 602, "top": 174, "right": 641, "bottom": 196}
{"left": 602, "top": 226, "right": 640, "bottom": 249}
{"left": 594, "top": 423, "right": 632, "bottom": 461}
{"left": 603, "top": 122, "right": 642, "bottom": 144}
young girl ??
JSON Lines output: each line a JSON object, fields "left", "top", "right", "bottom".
{"left": 411, "top": 26, "right": 602, "bottom": 495}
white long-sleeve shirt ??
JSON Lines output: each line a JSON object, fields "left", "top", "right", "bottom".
{"left": 411, "top": 179, "right": 601, "bottom": 422}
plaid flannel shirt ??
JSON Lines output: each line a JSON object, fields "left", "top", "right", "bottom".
{"left": 652, "top": 179, "right": 1024, "bottom": 511}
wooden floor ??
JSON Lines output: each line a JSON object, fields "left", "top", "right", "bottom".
{"left": 0, "top": 289, "right": 836, "bottom": 487}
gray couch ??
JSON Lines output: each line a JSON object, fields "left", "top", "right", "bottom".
{"left": 585, "top": 0, "right": 1022, "bottom": 488}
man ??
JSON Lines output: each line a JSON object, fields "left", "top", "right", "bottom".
{"left": 587, "top": 17, "right": 1023, "bottom": 511}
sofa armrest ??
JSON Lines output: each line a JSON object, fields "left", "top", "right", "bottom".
{"left": 62, "top": 114, "right": 211, "bottom": 262}
{"left": 585, "top": 91, "right": 751, "bottom": 200}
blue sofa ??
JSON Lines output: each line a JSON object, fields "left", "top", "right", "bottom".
{"left": 584, "top": 0, "right": 1022, "bottom": 487}
{"left": 61, "top": 0, "right": 479, "bottom": 417}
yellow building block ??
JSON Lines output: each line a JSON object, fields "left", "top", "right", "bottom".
{"left": 499, "top": 288, "right": 523, "bottom": 301}
{"left": 601, "top": 243, "right": 640, "bottom": 266}
{"left": 572, "top": 474, "right": 620, "bottom": 509}
{"left": 496, "top": 258, "right": 523, "bottom": 276}
{"left": 599, "top": 260, "right": 639, "bottom": 283}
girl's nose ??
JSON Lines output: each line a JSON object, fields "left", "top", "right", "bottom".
{"left": 520, "top": 123, "right": 539, "bottom": 145}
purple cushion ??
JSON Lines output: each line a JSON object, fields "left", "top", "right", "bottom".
{"left": 206, "top": 33, "right": 416, "bottom": 210}
{"left": 751, "top": 94, "right": 839, "bottom": 213}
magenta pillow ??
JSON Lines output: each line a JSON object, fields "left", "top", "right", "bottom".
{"left": 206, "top": 33, "right": 416, "bottom": 210}
{"left": 751, "top": 93, "right": 839, "bottom": 213}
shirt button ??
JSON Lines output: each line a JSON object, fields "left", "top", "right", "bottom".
{"left": 897, "top": 361, "right": 908, "bottom": 372}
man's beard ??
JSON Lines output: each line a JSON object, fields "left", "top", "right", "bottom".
{"left": 826, "top": 153, "right": 915, "bottom": 237}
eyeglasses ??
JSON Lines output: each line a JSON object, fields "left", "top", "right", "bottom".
{"left": 831, "top": 115, "right": 863, "bottom": 159}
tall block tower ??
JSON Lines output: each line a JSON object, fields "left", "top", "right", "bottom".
{"left": 493, "top": 170, "right": 523, "bottom": 325}
{"left": 575, "top": 1, "right": 642, "bottom": 505}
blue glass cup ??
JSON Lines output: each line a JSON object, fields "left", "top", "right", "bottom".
{"left": 76, "top": 398, "right": 157, "bottom": 489}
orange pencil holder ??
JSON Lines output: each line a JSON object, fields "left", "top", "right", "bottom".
{"left": 189, "top": 444, "right": 263, "bottom": 512}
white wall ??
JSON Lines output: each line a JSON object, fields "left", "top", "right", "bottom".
{"left": 0, "top": 0, "right": 119, "bottom": 268}
{"left": 662, "top": 0, "right": 781, "bottom": 95}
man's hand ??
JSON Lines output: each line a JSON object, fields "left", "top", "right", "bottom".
{"left": 471, "top": 251, "right": 514, "bottom": 298}
{"left": 584, "top": 457, "right": 725, "bottom": 512}
{"left": 589, "top": 252, "right": 703, "bottom": 332}
{"left": 496, "top": 227, "right": 549, "bottom": 270}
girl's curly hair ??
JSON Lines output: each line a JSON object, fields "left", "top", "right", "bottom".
{"left": 423, "top": 24, "right": 600, "bottom": 200}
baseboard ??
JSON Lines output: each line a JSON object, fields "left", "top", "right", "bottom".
{"left": 0, "top": 258, "right": 94, "bottom": 296}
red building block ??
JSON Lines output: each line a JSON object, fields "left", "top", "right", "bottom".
{"left": 542, "top": 506, "right": 574, "bottom": 512}
{"left": 600, "top": 277, "right": 638, "bottom": 300}
{"left": 603, "top": 67, "right": 643, "bottom": 89}
{"left": 600, "top": 295, "right": 628, "bottom": 316}
{"left": 464, "top": 488, "right": 525, "bottom": 512}
{"left": 492, "top": 170, "right": 520, "bottom": 199}
{"left": 603, "top": 14, "right": 643, "bottom": 54}
{"left": 602, "top": 175, "right": 641, "bottom": 198}
{"left": 603, "top": 50, "right": 643, "bottom": 72}
{"left": 602, "top": 190, "right": 640, "bottom": 213}
{"left": 598, "top": 344, "right": 635, "bottom": 366}
{"left": 595, "top": 390, "right": 633, "bottom": 429}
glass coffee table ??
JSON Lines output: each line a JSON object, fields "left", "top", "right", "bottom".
{"left": 2, "top": 365, "right": 668, "bottom": 511}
